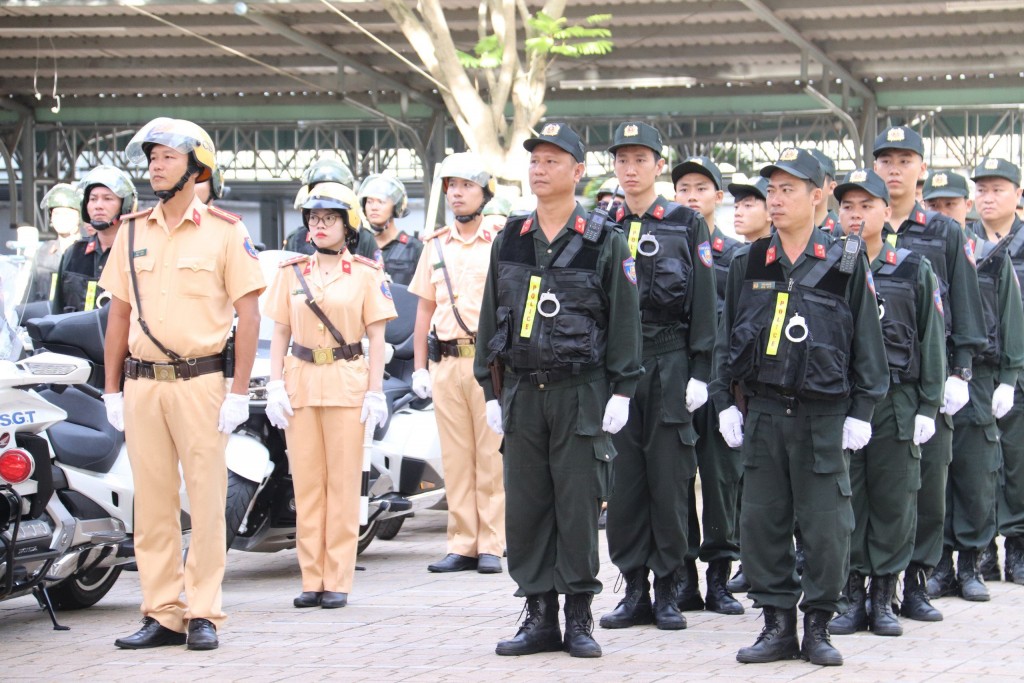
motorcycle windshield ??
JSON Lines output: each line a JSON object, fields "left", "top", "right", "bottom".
{"left": 0, "top": 255, "right": 29, "bottom": 361}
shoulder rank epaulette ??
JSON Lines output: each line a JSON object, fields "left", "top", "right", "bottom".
{"left": 208, "top": 205, "right": 241, "bottom": 224}
{"left": 353, "top": 254, "right": 381, "bottom": 270}
{"left": 279, "top": 255, "right": 309, "bottom": 268}
{"left": 422, "top": 226, "right": 451, "bottom": 242}
{"left": 119, "top": 207, "right": 153, "bottom": 222}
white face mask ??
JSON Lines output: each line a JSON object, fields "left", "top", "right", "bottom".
{"left": 50, "top": 206, "right": 82, "bottom": 237}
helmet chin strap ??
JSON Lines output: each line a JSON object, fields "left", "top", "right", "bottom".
{"left": 454, "top": 196, "right": 491, "bottom": 224}
{"left": 154, "top": 159, "right": 200, "bottom": 202}
{"left": 368, "top": 221, "right": 387, "bottom": 234}
{"left": 311, "top": 239, "right": 345, "bottom": 255}
{"left": 90, "top": 220, "right": 113, "bottom": 231}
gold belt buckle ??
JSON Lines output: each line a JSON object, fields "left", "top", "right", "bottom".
{"left": 153, "top": 364, "right": 178, "bottom": 381}
{"left": 312, "top": 348, "right": 335, "bottom": 365}
{"left": 457, "top": 344, "right": 476, "bottom": 358}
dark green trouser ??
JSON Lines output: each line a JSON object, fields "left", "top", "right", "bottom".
{"left": 996, "top": 383, "right": 1024, "bottom": 538}
{"left": 911, "top": 414, "right": 953, "bottom": 569}
{"left": 685, "top": 402, "right": 743, "bottom": 563}
{"left": 741, "top": 400, "right": 853, "bottom": 613}
{"left": 849, "top": 388, "right": 921, "bottom": 576}
{"left": 945, "top": 367, "right": 1000, "bottom": 551}
{"left": 501, "top": 370, "right": 612, "bottom": 597}
{"left": 607, "top": 348, "right": 697, "bottom": 578}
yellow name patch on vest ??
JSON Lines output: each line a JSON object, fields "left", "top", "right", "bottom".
{"left": 520, "top": 275, "right": 543, "bottom": 338}
{"left": 627, "top": 220, "right": 642, "bottom": 258}
{"left": 886, "top": 233, "right": 897, "bottom": 248}
{"left": 49, "top": 273, "right": 58, "bottom": 301}
{"left": 84, "top": 281, "right": 98, "bottom": 311}
{"left": 766, "top": 292, "right": 789, "bottom": 356}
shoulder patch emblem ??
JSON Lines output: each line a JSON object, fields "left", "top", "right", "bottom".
{"left": 208, "top": 205, "right": 241, "bottom": 224}
{"left": 933, "top": 287, "right": 944, "bottom": 315}
{"left": 652, "top": 205, "right": 665, "bottom": 219}
{"left": 622, "top": 257, "right": 637, "bottom": 285}
{"left": 698, "top": 240, "right": 713, "bottom": 267}
{"left": 814, "top": 243, "right": 827, "bottom": 259}
{"left": 243, "top": 236, "right": 259, "bottom": 259}
{"left": 713, "top": 236, "right": 724, "bottom": 252}
{"left": 381, "top": 280, "right": 393, "bottom": 300}
{"left": 964, "top": 240, "right": 976, "bottom": 266}
{"left": 353, "top": 254, "right": 381, "bottom": 270}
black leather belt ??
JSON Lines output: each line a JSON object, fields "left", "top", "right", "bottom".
{"left": 510, "top": 366, "right": 578, "bottom": 386}
{"left": 124, "top": 354, "right": 224, "bottom": 381}
{"left": 438, "top": 338, "right": 476, "bottom": 359}
{"left": 291, "top": 341, "right": 362, "bottom": 365}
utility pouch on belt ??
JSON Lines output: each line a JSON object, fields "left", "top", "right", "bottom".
{"left": 222, "top": 328, "right": 236, "bottom": 378}
{"left": 427, "top": 328, "right": 442, "bottom": 363}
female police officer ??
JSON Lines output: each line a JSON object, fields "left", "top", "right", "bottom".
{"left": 263, "top": 181, "right": 397, "bottom": 609}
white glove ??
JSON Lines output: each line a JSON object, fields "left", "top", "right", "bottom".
{"left": 102, "top": 392, "right": 124, "bottom": 432}
{"left": 685, "top": 378, "right": 708, "bottom": 413}
{"left": 913, "top": 414, "right": 936, "bottom": 445}
{"left": 360, "top": 391, "right": 389, "bottom": 429}
{"left": 602, "top": 395, "right": 630, "bottom": 434}
{"left": 218, "top": 393, "right": 250, "bottom": 434}
{"left": 718, "top": 406, "right": 744, "bottom": 448}
{"left": 265, "top": 379, "right": 293, "bottom": 430}
{"left": 486, "top": 399, "right": 504, "bottom": 435}
{"left": 842, "top": 416, "right": 872, "bottom": 451}
{"left": 993, "top": 382, "right": 1015, "bottom": 420}
{"left": 411, "top": 368, "right": 432, "bottom": 399}
{"left": 940, "top": 376, "right": 970, "bottom": 416}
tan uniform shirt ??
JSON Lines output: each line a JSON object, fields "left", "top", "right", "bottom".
{"left": 264, "top": 251, "right": 397, "bottom": 408}
{"left": 407, "top": 222, "right": 496, "bottom": 340}
{"left": 99, "top": 196, "right": 266, "bottom": 361}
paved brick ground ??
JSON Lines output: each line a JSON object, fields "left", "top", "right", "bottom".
{"left": 3, "top": 510, "right": 1023, "bottom": 682}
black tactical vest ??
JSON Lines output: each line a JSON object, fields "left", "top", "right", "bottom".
{"left": 998, "top": 219, "right": 1024, "bottom": 315}
{"left": 712, "top": 234, "right": 743, "bottom": 318}
{"left": 488, "top": 215, "right": 609, "bottom": 373}
{"left": 875, "top": 248, "right": 923, "bottom": 382}
{"left": 728, "top": 237, "right": 855, "bottom": 399}
{"left": 630, "top": 203, "right": 697, "bottom": 324}
{"left": 380, "top": 233, "right": 422, "bottom": 286}
{"left": 893, "top": 211, "right": 954, "bottom": 338}
{"left": 972, "top": 233, "right": 1009, "bottom": 367}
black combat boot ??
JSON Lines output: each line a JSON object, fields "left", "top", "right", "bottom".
{"left": 926, "top": 546, "right": 958, "bottom": 598}
{"left": 727, "top": 563, "right": 751, "bottom": 593}
{"left": 599, "top": 568, "right": 653, "bottom": 629}
{"left": 978, "top": 538, "right": 1001, "bottom": 582}
{"left": 674, "top": 559, "right": 705, "bottom": 612}
{"left": 705, "top": 560, "right": 744, "bottom": 615}
{"left": 829, "top": 571, "right": 868, "bottom": 635}
{"left": 1004, "top": 536, "right": 1024, "bottom": 585}
{"left": 563, "top": 593, "right": 602, "bottom": 658}
{"left": 868, "top": 575, "right": 902, "bottom": 636}
{"left": 736, "top": 606, "right": 800, "bottom": 663}
{"left": 495, "top": 592, "right": 562, "bottom": 656}
{"left": 652, "top": 574, "right": 687, "bottom": 630}
{"left": 801, "top": 609, "right": 843, "bottom": 666}
{"left": 957, "top": 549, "right": 990, "bottom": 602}
{"left": 900, "top": 563, "right": 943, "bottom": 621}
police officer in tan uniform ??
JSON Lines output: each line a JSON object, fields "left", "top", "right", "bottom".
{"left": 263, "top": 181, "right": 397, "bottom": 609}
{"left": 409, "top": 152, "right": 505, "bottom": 574}
{"left": 101, "top": 118, "right": 265, "bottom": 651}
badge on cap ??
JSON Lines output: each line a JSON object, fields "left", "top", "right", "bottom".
{"left": 780, "top": 148, "right": 799, "bottom": 161}
{"left": 985, "top": 158, "right": 1000, "bottom": 170}
{"left": 933, "top": 287, "right": 944, "bottom": 315}
{"left": 932, "top": 173, "right": 948, "bottom": 187}
{"left": 887, "top": 128, "right": 906, "bottom": 142}
{"left": 850, "top": 170, "right": 868, "bottom": 183}
{"left": 713, "top": 236, "right": 724, "bottom": 252}
{"left": 243, "top": 236, "right": 259, "bottom": 259}
{"left": 814, "top": 243, "right": 826, "bottom": 259}
{"left": 698, "top": 241, "right": 713, "bottom": 268}
{"left": 766, "top": 245, "right": 778, "bottom": 265}
{"left": 622, "top": 257, "right": 637, "bottom": 285}
{"left": 541, "top": 123, "right": 561, "bottom": 136}
{"left": 624, "top": 124, "right": 639, "bottom": 137}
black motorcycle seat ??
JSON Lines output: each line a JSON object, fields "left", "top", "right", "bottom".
{"left": 385, "top": 282, "right": 416, "bottom": 362}
{"left": 39, "top": 387, "right": 123, "bottom": 474}
{"left": 25, "top": 307, "right": 109, "bottom": 367}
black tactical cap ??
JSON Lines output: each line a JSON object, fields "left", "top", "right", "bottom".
{"left": 873, "top": 126, "right": 924, "bottom": 157}
{"left": 524, "top": 122, "right": 585, "bottom": 163}
{"left": 728, "top": 176, "right": 770, "bottom": 202}
{"left": 834, "top": 168, "right": 890, "bottom": 205}
{"left": 972, "top": 157, "right": 1022, "bottom": 186}
{"left": 671, "top": 156, "right": 723, "bottom": 190}
{"left": 760, "top": 147, "right": 825, "bottom": 187}
{"left": 607, "top": 121, "right": 663, "bottom": 155}
{"left": 923, "top": 170, "right": 970, "bottom": 200}
{"left": 809, "top": 149, "right": 837, "bottom": 180}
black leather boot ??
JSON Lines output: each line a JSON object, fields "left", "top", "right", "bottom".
{"left": 563, "top": 593, "right": 602, "bottom": 658}
{"left": 869, "top": 575, "right": 902, "bottom": 636}
{"left": 1004, "top": 536, "right": 1024, "bottom": 585}
{"left": 801, "top": 609, "right": 843, "bottom": 666}
{"left": 727, "top": 563, "right": 751, "bottom": 593}
{"left": 926, "top": 546, "right": 958, "bottom": 598}
{"left": 900, "top": 563, "right": 943, "bottom": 621}
{"left": 495, "top": 592, "right": 562, "bottom": 656}
{"left": 705, "top": 560, "right": 744, "bottom": 615}
{"left": 736, "top": 606, "right": 799, "bottom": 663}
{"left": 957, "top": 549, "right": 990, "bottom": 602}
{"left": 599, "top": 568, "right": 653, "bottom": 629}
{"left": 674, "top": 559, "right": 705, "bottom": 612}
{"left": 652, "top": 574, "right": 686, "bottom": 630}
{"left": 978, "top": 538, "right": 1001, "bottom": 582}
{"left": 829, "top": 571, "right": 868, "bottom": 635}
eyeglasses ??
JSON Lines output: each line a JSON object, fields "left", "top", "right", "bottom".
{"left": 308, "top": 213, "right": 341, "bottom": 227}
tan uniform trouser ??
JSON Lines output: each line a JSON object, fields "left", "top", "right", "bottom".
{"left": 123, "top": 372, "right": 228, "bottom": 632}
{"left": 286, "top": 405, "right": 363, "bottom": 593}
{"left": 431, "top": 355, "right": 505, "bottom": 557}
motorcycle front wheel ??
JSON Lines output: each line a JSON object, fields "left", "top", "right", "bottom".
{"left": 357, "top": 520, "right": 377, "bottom": 555}
{"left": 225, "top": 471, "right": 259, "bottom": 550}
{"left": 49, "top": 565, "right": 123, "bottom": 610}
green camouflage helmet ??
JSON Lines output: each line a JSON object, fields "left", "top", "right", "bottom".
{"left": 40, "top": 183, "right": 83, "bottom": 215}
{"left": 482, "top": 195, "right": 512, "bottom": 217}
{"left": 79, "top": 165, "right": 138, "bottom": 221}
{"left": 301, "top": 158, "right": 356, "bottom": 190}
{"left": 358, "top": 174, "right": 409, "bottom": 218}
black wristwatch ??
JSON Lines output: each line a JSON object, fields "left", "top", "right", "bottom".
{"left": 951, "top": 367, "right": 973, "bottom": 382}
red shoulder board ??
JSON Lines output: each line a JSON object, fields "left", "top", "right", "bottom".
{"left": 520, "top": 218, "right": 533, "bottom": 235}
{"left": 573, "top": 215, "right": 586, "bottom": 234}
{"left": 915, "top": 210, "right": 926, "bottom": 224}
{"left": 483, "top": 230, "right": 492, "bottom": 242}
{"left": 652, "top": 205, "right": 665, "bottom": 219}
{"left": 84, "top": 240, "right": 96, "bottom": 256}
{"left": 826, "top": 217, "right": 835, "bottom": 229}
{"left": 713, "top": 237, "right": 724, "bottom": 252}
{"left": 813, "top": 243, "right": 826, "bottom": 259}
{"left": 279, "top": 255, "right": 309, "bottom": 269}
{"left": 616, "top": 207, "right": 625, "bottom": 222}
{"left": 208, "top": 205, "right": 241, "bottom": 224}
{"left": 342, "top": 260, "right": 351, "bottom": 275}
{"left": 766, "top": 246, "right": 777, "bottom": 265}
{"left": 192, "top": 208, "right": 202, "bottom": 226}
{"left": 398, "top": 232, "right": 409, "bottom": 244}
{"left": 119, "top": 208, "right": 153, "bottom": 222}
{"left": 353, "top": 254, "right": 381, "bottom": 270}
{"left": 886, "top": 249, "right": 897, "bottom": 265}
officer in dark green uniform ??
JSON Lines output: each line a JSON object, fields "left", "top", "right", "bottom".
{"left": 711, "top": 147, "right": 888, "bottom": 667}
{"left": 475, "top": 122, "right": 643, "bottom": 659}
{"left": 670, "top": 155, "right": 746, "bottom": 615}
{"left": 810, "top": 149, "right": 841, "bottom": 236}
{"left": 358, "top": 173, "right": 422, "bottom": 285}
{"left": 597, "top": 122, "right": 717, "bottom": 632}
{"left": 874, "top": 126, "right": 987, "bottom": 621}
{"left": 827, "top": 169, "right": 945, "bottom": 638}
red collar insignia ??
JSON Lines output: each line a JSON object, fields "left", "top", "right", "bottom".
{"left": 398, "top": 233, "right": 408, "bottom": 244}
{"left": 652, "top": 205, "right": 665, "bottom": 219}
{"left": 342, "top": 260, "right": 351, "bottom": 274}
{"left": 573, "top": 215, "right": 587, "bottom": 234}
{"left": 886, "top": 249, "right": 897, "bottom": 265}
{"left": 915, "top": 210, "right": 926, "bottom": 224}
{"left": 826, "top": 217, "right": 835, "bottom": 229}
{"left": 813, "top": 243, "right": 827, "bottom": 259}
{"left": 616, "top": 207, "right": 625, "bottom": 222}
{"left": 483, "top": 230, "right": 492, "bottom": 242}
{"left": 84, "top": 240, "right": 96, "bottom": 255}
{"left": 766, "top": 246, "right": 777, "bottom": 265}
{"left": 713, "top": 237, "right": 724, "bottom": 252}
{"left": 520, "top": 218, "right": 533, "bottom": 236}
{"left": 192, "top": 208, "right": 201, "bottom": 226}
{"left": 303, "top": 263, "right": 311, "bottom": 275}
